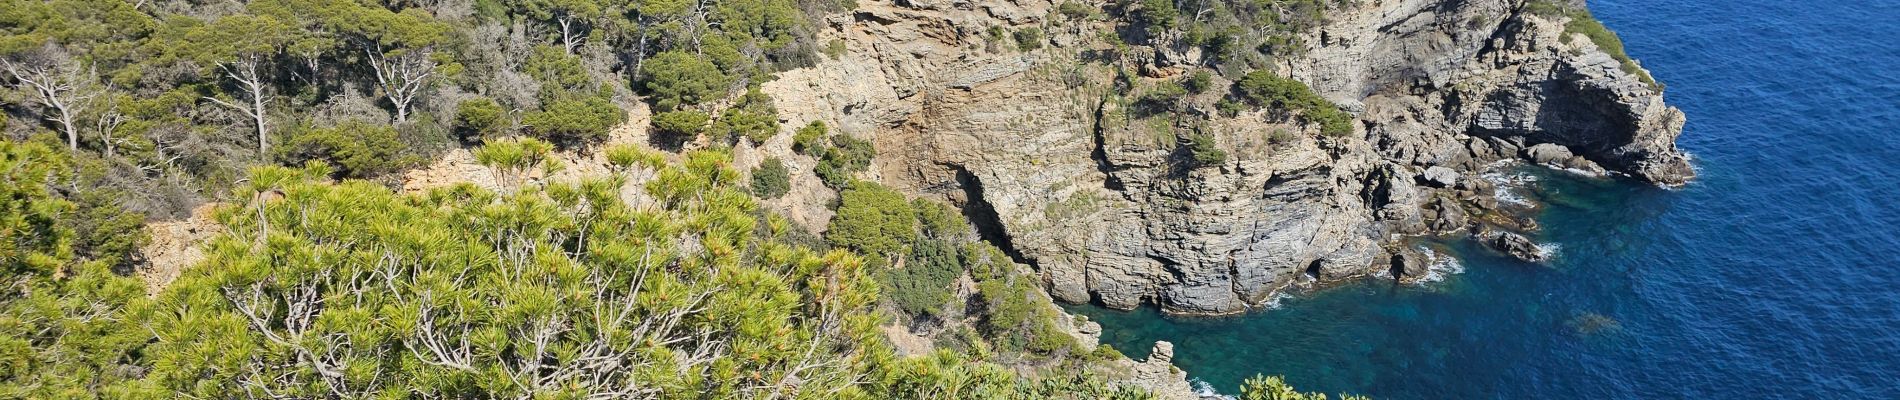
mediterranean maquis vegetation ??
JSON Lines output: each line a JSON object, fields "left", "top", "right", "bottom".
{"left": 1, "top": 0, "right": 1364, "bottom": 398}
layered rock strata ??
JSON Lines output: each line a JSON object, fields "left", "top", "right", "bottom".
{"left": 761, "top": 0, "right": 1690, "bottom": 316}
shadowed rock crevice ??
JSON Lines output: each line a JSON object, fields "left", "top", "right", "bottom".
{"left": 950, "top": 165, "right": 1030, "bottom": 266}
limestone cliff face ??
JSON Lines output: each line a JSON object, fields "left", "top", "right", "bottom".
{"left": 761, "top": 0, "right": 1690, "bottom": 316}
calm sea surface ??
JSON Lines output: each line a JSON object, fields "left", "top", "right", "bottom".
{"left": 1070, "top": 0, "right": 1900, "bottom": 397}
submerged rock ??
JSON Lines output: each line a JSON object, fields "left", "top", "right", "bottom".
{"left": 1567, "top": 312, "right": 1625, "bottom": 336}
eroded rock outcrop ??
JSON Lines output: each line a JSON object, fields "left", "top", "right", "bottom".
{"left": 764, "top": 0, "right": 1688, "bottom": 316}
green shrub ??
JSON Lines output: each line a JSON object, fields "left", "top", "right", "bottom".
{"left": 749, "top": 157, "right": 791, "bottom": 199}
{"left": 1058, "top": 1, "right": 1092, "bottom": 20}
{"left": 1025, "top": 318, "right": 1079, "bottom": 354}
{"left": 912, "top": 199, "right": 969, "bottom": 240}
{"left": 472, "top": 136, "right": 558, "bottom": 187}
{"left": 1235, "top": 69, "right": 1314, "bottom": 108}
{"left": 715, "top": 88, "right": 780, "bottom": 145}
{"left": 1089, "top": 344, "right": 1126, "bottom": 362}
{"left": 1, "top": 140, "right": 148, "bottom": 271}
{"left": 827, "top": 180, "right": 915, "bottom": 259}
{"left": 814, "top": 134, "right": 876, "bottom": 188}
{"left": 1184, "top": 70, "right": 1214, "bottom": 94}
{"left": 0, "top": 142, "right": 150, "bottom": 397}
{"left": 883, "top": 239, "right": 961, "bottom": 317}
{"left": 524, "top": 45, "right": 597, "bottom": 99}
{"left": 653, "top": 109, "right": 711, "bottom": 139}
{"left": 975, "top": 275, "right": 1085, "bottom": 355}
{"left": 1134, "top": 0, "right": 1179, "bottom": 31}
{"left": 1307, "top": 106, "right": 1353, "bottom": 137}
{"left": 279, "top": 120, "right": 420, "bottom": 178}
{"left": 1014, "top": 27, "right": 1045, "bottom": 51}
{"left": 1234, "top": 69, "right": 1354, "bottom": 137}
{"left": 454, "top": 97, "right": 508, "bottom": 141}
{"left": 1523, "top": 0, "right": 1567, "bottom": 17}
{"left": 976, "top": 278, "right": 1035, "bottom": 335}
{"left": 640, "top": 51, "right": 731, "bottom": 111}
{"left": 1184, "top": 132, "right": 1226, "bottom": 167}
{"left": 1216, "top": 99, "right": 1245, "bottom": 118}
{"left": 792, "top": 120, "right": 828, "bottom": 154}
{"left": 523, "top": 96, "right": 624, "bottom": 144}
{"left": 1269, "top": 129, "right": 1296, "bottom": 144}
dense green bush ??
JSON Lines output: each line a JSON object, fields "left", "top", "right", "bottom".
{"left": 1234, "top": 69, "right": 1354, "bottom": 137}
{"left": 523, "top": 96, "right": 625, "bottom": 144}
{"left": 827, "top": 180, "right": 915, "bottom": 259}
{"left": 976, "top": 277, "right": 1078, "bottom": 355}
{"left": 1134, "top": 0, "right": 1180, "bottom": 31}
{"left": 749, "top": 157, "right": 791, "bottom": 199}
{"left": 641, "top": 51, "right": 732, "bottom": 111}
{"left": 278, "top": 120, "right": 420, "bottom": 178}
{"left": 912, "top": 199, "right": 970, "bottom": 240}
{"left": 454, "top": 97, "right": 509, "bottom": 141}
{"left": 0, "top": 140, "right": 150, "bottom": 397}
{"left": 1523, "top": 1, "right": 1658, "bottom": 89}
{"left": 1184, "top": 131, "right": 1227, "bottom": 167}
{"left": 792, "top": 120, "right": 829, "bottom": 154}
{"left": 1185, "top": 70, "right": 1215, "bottom": 93}
{"left": 1562, "top": 12, "right": 1660, "bottom": 89}
{"left": 653, "top": 109, "right": 712, "bottom": 140}
{"left": 814, "top": 134, "right": 877, "bottom": 187}
{"left": 884, "top": 239, "right": 961, "bottom": 316}
{"left": 0, "top": 141, "right": 147, "bottom": 275}
{"left": 1138, "top": 80, "right": 1189, "bottom": 112}
{"left": 523, "top": 45, "right": 598, "bottom": 99}
{"left": 715, "top": 88, "right": 781, "bottom": 144}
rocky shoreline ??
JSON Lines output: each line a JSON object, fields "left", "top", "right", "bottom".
{"left": 754, "top": 0, "right": 1690, "bottom": 318}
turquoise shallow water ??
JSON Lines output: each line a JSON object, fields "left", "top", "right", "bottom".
{"left": 1070, "top": 0, "right": 1900, "bottom": 397}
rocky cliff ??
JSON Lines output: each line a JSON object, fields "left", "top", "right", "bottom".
{"left": 754, "top": 0, "right": 1690, "bottom": 316}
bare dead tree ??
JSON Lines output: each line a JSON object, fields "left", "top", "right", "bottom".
{"left": 94, "top": 95, "right": 127, "bottom": 158}
{"left": 556, "top": 12, "right": 587, "bottom": 54}
{"left": 1, "top": 45, "right": 94, "bottom": 151}
{"left": 201, "top": 55, "right": 271, "bottom": 156}
{"left": 364, "top": 45, "right": 438, "bottom": 123}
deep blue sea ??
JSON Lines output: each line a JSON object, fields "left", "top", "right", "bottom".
{"left": 1071, "top": 0, "right": 1900, "bottom": 397}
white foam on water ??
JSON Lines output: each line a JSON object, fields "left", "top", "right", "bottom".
{"left": 1258, "top": 291, "right": 1295, "bottom": 310}
{"left": 1536, "top": 242, "right": 1562, "bottom": 261}
{"left": 1410, "top": 245, "right": 1466, "bottom": 285}
{"left": 1481, "top": 168, "right": 1540, "bottom": 207}
{"left": 1189, "top": 378, "right": 1232, "bottom": 399}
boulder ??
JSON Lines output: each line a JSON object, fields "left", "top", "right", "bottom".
{"left": 1426, "top": 196, "right": 1469, "bottom": 233}
{"left": 1421, "top": 166, "right": 1461, "bottom": 188}
{"left": 1480, "top": 228, "right": 1547, "bottom": 263}
{"left": 1387, "top": 247, "right": 1432, "bottom": 285}
{"left": 1524, "top": 143, "right": 1575, "bottom": 165}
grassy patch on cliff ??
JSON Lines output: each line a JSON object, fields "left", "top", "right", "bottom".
{"left": 1527, "top": 1, "right": 1663, "bottom": 90}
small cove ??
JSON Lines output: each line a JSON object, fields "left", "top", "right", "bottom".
{"left": 1070, "top": 0, "right": 1900, "bottom": 397}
